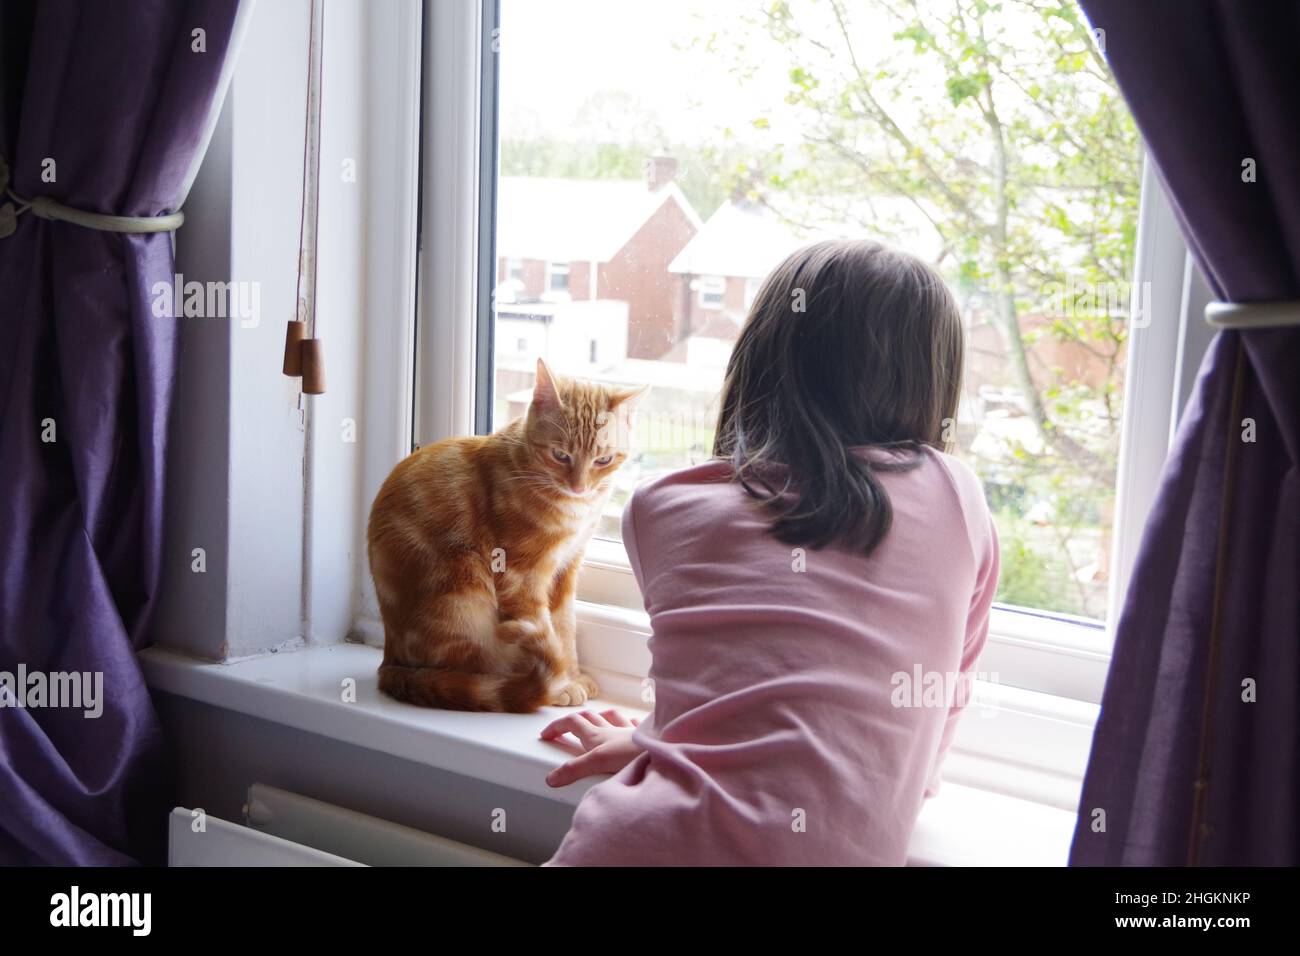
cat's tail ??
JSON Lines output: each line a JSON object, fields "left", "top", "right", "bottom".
{"left": 378, "top": 657, "right": 556, "bottom": 713}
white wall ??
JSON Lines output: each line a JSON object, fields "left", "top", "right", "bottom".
{"left": 496, "top": 300, "right": 630, "bottom": 377}
{"left": 157, "top": 0, "right": 386, "bottom": 659}
{"left": 154, "top": 100, "right": 235, "bottom": 660}
{"left": 223, "top": 0, "right": 313, "bottom": 657}
{"left": 303, "top": 0, "right": 370, "bottom": 646}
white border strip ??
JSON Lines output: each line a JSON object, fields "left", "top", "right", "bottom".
{"left": 415, "top": 0, "right": 484, "bottom": 445}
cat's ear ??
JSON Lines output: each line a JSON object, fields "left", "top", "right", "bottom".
{"left": 608, "top": 385, "right": 649, "bottom": 440}
{"left": 610, "top": 384, "right": 649, "bottom": 412}
{"left": 532, "top": 358, "right": 564, "bottom": 412}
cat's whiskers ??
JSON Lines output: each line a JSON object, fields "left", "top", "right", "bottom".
{"left": 495, "top": 473, "right": 571, "bottom": 500}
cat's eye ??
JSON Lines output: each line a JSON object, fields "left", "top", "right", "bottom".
{"left": 552, "top": 448, "right": 571, "bottom": 463}
{"left": 593, "top": 454, "right": 614, "bottom": 466}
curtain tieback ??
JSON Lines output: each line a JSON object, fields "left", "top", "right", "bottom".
{"left": 0, "top": 158, "right": 182, "bottom": 237}
{"left": 1206, "top": 300, "right": 1300, "bottom": 330}
{"left": 2, "top": 186, "right": 184, "bottom": 237}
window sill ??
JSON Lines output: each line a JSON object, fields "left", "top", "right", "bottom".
{"left": 576, "top": 540, "right": 1113, "bottom": 704}
{"left": 140, "top": 643, "right": 1077, "bottom": 866}
{"left": 571, "top": 599, "right": 1097, "bottom": 812}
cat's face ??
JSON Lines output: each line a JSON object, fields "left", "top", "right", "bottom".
{"left": 523, "top": 359, "right": 646, "bottom": 499}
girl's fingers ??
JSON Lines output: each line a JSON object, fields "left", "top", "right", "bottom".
{"left": 540, "top": 734, "right": 585, "bottom": 757}
{"left": 546, "top": 746, "right": 623, "bottom": 788}
{"left": 539, "top": 713, "right": 598, "bottom": 746}
{"left": 538, "top": 715, "right": 572, "bottom": 739}
{"left": 546, "top": 750, "right": 600, "bottom": 787}
{"left": 580, "top": 710, "right": 609, "bottom": 727}
{"left": 601, "top": 709, "right": 632, "bottom": 727}
{"left": 538, "top": 716, "right": 585, "bottom": 754}
{"left": 631, "top": 718, "right": 641, "bottom": 727}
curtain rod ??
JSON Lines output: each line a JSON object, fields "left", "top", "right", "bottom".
{"left": 1206, "top": 300, "right": 1300, "bottom": 330}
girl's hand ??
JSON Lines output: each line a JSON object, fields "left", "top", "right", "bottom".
{"left": 540, "top": 709, "right": 643, "bottom": 787}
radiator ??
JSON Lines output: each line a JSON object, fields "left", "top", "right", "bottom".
{"left": 169, "top": 784, "right": 530, "bottom": 867}
{"left": 168, "top": 808, "right": 363, "bottom": 866}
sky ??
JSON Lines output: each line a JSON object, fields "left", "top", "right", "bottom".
{"left": 497, "top": 0, "right": 810, "bottom": 145}
{"left": 496, "top": 0, "right": 1092, "bottom": 154}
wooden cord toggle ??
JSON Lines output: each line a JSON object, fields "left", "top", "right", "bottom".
{"left": 282, "top": 318, "right": 306, "bottom": 376}
{"left": 283, "top": 0, "right": 326, "bottom": 395}
{"left": 300, "top": 336, "right": 326, "bottom": 394}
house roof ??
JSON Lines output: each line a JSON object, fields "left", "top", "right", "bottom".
{"left": 668, "top": 201, "right": 803, "bottom": 279}
{"left": 496, "top": 177, "right": 702, "bottom": 263}
{"left": 657, "top": 311, "right": 743, "bottom": 365}
{"left": 669, "top": 195, "right": 948, "bottom": 280}
{"left": 690, "top": 312, "right": 743, "bottom": 341}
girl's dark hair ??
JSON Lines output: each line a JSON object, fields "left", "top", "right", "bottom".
{"left": 713, "top": 239, "right": 964, "bottom": 554}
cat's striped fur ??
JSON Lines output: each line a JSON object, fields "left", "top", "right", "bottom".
{"left": 369, "top": 360, "right": 644, "bottom": 712}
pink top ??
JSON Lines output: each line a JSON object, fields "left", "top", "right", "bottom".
{"left": 546, "top": 447, "right": 999, "bottom": 866}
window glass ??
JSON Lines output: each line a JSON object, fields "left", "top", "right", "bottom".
{"left": 493, "top": 0, "right": 1141, "bottom": 622}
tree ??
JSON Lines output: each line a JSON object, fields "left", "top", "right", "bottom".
{"left": 705, "top": 0, "right": 1140, "bottom": 616}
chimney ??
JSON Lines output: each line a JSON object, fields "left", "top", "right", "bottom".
{"left": 645, "top": 155, "right": 678, "bottom": 191}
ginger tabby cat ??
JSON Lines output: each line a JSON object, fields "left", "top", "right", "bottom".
{"left": 369, "top": 359, "right": 645, "bottom": 712}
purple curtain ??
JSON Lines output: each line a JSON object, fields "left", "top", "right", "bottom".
{"left": 0, "top": 0, "right": 244, "bottom": 864}
{"left": 1072, "top": 1, "right": 1300, "bottom": 865}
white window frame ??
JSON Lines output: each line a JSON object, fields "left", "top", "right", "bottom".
{"left": 402, "top": 2, "right": 1216, "bottom": 804}
{"left": 574, "top": 160, "right": 1200, "bottom": 706}
{"left": 697, "top": 274, "right": 726, "bottom": 309}
{"left": 155, "top": 0, "right": 1097, "bottom": 859}
{"left": 155, "top": 0, "right": 1221, "bottom": 843}
{"left": 545, "top": 260, "right": 570, "bottom": 293}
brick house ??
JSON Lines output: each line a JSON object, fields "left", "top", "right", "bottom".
{"left": 494, "top": 157, "right": 701, "bottom": 360}
{"left": 671, "top": 198, "right": 1119, "bottom": 393}
{"left": 666, "top": 199, "right": 802, "bottom": 352}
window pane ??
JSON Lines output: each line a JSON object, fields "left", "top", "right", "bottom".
{"left": 491, "top": 0, "right": 1141, "bottom": 623}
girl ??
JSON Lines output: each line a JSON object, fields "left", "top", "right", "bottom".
{"left": 539, "top": 239, "right": 999, "bottom": 866}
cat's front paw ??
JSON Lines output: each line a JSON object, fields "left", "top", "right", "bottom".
{"left": 549, "top": 674, "right": 599, "bottom": 706}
